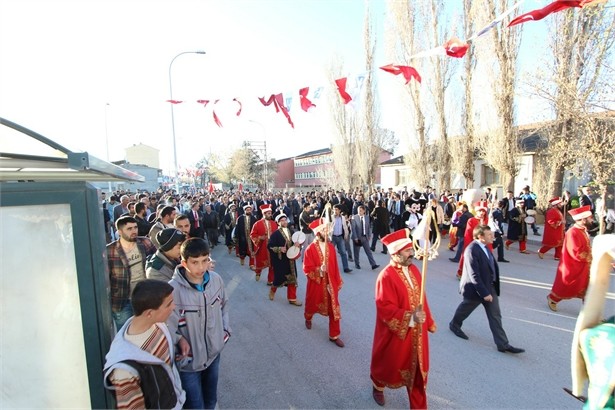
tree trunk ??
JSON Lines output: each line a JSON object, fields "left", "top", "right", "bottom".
{"left": 504, "top": 173, "right": 515, "bottom": 192}
{"left": 599, "top": 183, "right": 607, "bottom": 235}
{"left": 547, "top": 165, "right": 565, "bottom": 200}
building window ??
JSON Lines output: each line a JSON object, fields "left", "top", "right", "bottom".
{"left": 481, "top": 164, "right": 500, "bottom": 186}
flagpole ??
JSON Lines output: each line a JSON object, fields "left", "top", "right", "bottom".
{"left": 419, "top": 209, "right": 432, "bottom": 305}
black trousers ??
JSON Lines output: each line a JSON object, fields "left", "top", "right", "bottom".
{"left": 451, "top": 289, "right": 510, "bottom": 348}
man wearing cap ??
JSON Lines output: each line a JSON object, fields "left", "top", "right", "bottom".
{"left": 449, "top": 224, "right": 525, "bottom": 354}
{"left": 547, "top": 205, "right": 594, "bottom": 311}
{"left": 235, "top": 204, "right": 257, "bottom": 268}
{"left": 303, "top": 219, "right": 345, "bottom": 347}
{"left": 267, "top": 214, "right": 302, "bottom": 305}
{"left": 146, "top": 228, "right": 186, "bottom": 282}
{"left": 505, "top": 199, "right": 530, "bottom": 254}
{"left": 538, "top": 197, "right": 565, "bottom": 260}
{"left": 370, "top": 228, "right": 436, "bottom": 408}
{"left": 250, "top": 204, "right": 278, "bottom": 283}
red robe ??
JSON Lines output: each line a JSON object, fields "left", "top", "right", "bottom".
{"left": 303, "top": 240, "right": 343, "bottom": 320}
{"left": 541, "top": 207, "right": 565, "bottom": 247}
{"left": 250, "top": 218, "right": 278, "bottom": 271}
{"left": 549, "top": 225, "right": 592, "bottom": 301}
{"left": 371, "top": 263, "right": 435, "bottom": 389}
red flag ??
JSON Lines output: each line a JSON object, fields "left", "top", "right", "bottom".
{"left": 299, "top": 87, "right": 316, "bottom": 112}
{"left": 274, "top": 93, "right": 294, "bottom": 128}
{"left": 208, "top": 181, "right": 214, "bottom": 193}
{"left": 443, "top": 37, "right": 469, "bottom": 58}
{"left": 380, "top": 64, "right": 422, "bottom": 84}
{"left": 167, "top": 100, "right": 183, "bottom": 104}
{"left": 238, "top": 182, "right": 243, "bottom": 192}
{"left": 197, "top": 99, "right": 210, "bottom": 106}
{"left": 335, "top": 77, "right": 352, "bottom": 104}
{"left": 508, "top": 1, "right": 582, "bottom": 27}
{"left": 259, "top": 94, "right": 294, "bottom": 128}
{"left": 233, "top": 98, "right": 242, "bottom": 116}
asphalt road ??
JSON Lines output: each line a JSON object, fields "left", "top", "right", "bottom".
{"left": 210, "top": 229, "right": 614, "bottom": 409}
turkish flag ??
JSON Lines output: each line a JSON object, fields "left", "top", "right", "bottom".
{"left": 238, "top": 182, "right": 243, "bottom": 192}
{"left": 508, "top": 1, "right": 582, "bottom": 27}
{"left": 208, "top": 181, "right": 214, "bottom": 193}
{"left": 335, "top": 77, "right": 352, "bottom": 104}
{"left": 380, "top": 64, "right": 422, "bottom": 84}
{"left": 443, "top": 37, "right": 469, "bottom": 58}
{"left": 167, "top": 100, "right": 183, "bottom": 104}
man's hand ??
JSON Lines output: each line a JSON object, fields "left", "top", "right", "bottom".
{"left": 413, "top": 305, "right": 426, "bottom": 324}
{"left": 280, "top": 246, "right": 287, "bottom": 253}
{"left": 177, "top": 336, "right": 191, "bottom": 358}
{"left": 484, "top": 294, "right": 493, "bottom": 302}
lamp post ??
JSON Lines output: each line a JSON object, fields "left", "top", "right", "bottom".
{"left": 169, "top": 50, "right": 206, "bottom": 194}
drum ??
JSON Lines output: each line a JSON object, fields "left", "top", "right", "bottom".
{"left": 526, "top": 209, "right": 537, "bottom": 216}
{"left": 291, "top": 231, "right": 306, "bottom": 245}
{"left": 524, "top": 216, "right": 535, "bottom": 224}
{"left": 287, "top": 245, "right": 301, "bottom": 260}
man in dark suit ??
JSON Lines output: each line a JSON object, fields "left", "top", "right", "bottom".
{"left": 449, "top": 224, "right": 525, "bottom": 354}
{"left": 350, "top": 205, "right": 379, "bottom": 270}
{"left": 186, "top": 201, "right": 204, "bottom": 239}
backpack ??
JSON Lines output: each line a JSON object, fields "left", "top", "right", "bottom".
{"left": 120, "top": 360, "right": 177, "bottom": 409}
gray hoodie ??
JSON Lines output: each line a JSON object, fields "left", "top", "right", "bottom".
{"left": 167, "top": 266, "right": 230, "bottom": 372}
{"left": 103, "top": 319, "right": 185, "bottom": 409}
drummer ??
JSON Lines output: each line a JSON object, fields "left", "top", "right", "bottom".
{"left": 505, "top": 199, "right": 530, "bottom": 254}
{"left": 267, "top": 214, "right": 303, "bottom": 306}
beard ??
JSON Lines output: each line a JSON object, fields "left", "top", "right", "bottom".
{"left": 316, "top": 233, "right": 326, "bottom": 242}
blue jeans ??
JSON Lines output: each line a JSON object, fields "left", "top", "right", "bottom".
{"left": 452, "top": 237, "right": 465, "bottom": 261}
{"left": 111, "top": 301, "right": 133, "bottom": 331}
{"left": 180, "top": 354, "right": 221, "bottom": 409}
{"left": 331, "top": 235, "right": 349, "bottom": 270}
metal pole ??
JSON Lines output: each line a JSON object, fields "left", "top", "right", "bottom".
{"left": 104, "top": 103, "right": 112, "bottom": 193}
{"left": 169, "top": 50, "right": 205, "bottom": 194}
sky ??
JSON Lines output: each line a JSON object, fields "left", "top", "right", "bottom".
{"left": 0, "top": 0, "right": 584, "bottom": 175}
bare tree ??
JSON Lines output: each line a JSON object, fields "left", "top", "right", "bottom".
{"left": 427, "top": 0, "right": 453, "bottom": 193}
{"left": 450, "top": 0, "right": 478, "bottom": 188}
{"left": 327, "top": 57, "right": 358, "bottom": 191}
{"left": 387, "top": 0, "right": 430, "bottom": 189}
{"left": 530, "top": 6, "right": 615, "bottom": 200}
{"left": 476, "top": 0, "right": 523, "bottom": 191}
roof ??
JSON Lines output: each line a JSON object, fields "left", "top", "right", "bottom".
{"left": 0, "top": 117, "right": 144, "bottom": 183}
{"left": 295, "top": 148, "right": 332, "bottom": 159}
{"left": 380, "top": 155, "right": 405, "bottom": 166}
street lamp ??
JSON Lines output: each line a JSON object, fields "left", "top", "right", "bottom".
{"left": 169, "top": 50, "right": 206, "bottom": 194}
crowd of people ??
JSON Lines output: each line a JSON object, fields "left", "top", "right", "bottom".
{"left": 100, "top": 183, "right": 604, "bottom": 409}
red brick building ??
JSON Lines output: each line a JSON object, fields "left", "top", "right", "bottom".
{"left": 273, "top": 147, "right": 392, "bottom": 189}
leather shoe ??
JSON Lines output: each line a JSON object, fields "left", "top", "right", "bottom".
{"left": 330, "top": 337, "right": 345, "bottom": 348}
{"left": 538, "top": 252, "right": 544, "bottom": 259}
{"left": 547, "top": 295, "right": 558, "bottom": 311}
{"left": 288, "top": 300, "right": 302, "bottom": 306}
{"left": 343, "top": 268, "right": 353, "bottom": 273}
{"left": 498, "top": 258, "right": 510, "bottom": 263}
{"left": 497, "top": 345, "right": 525, "bottom": 354}
{"left": 449, "top": 322, "right": 469, "bottom": 340}
{"left": 268, "top": 289, "right": 275, "bottom": 301}
{"left": 372, "top": 387, "right": 385, "bottom": 406}
{"left": 371, "top": 264, "right": 380, "bottom": 270}
{"left": 355, "top": 265, "right": 361, "bottom": 269}
{"left": 449, "top": 258, "right": 459, "bottom": 263}
{"left": 305, "top": 319, "right": 312, "bottom": 329}
{"left": 255, "top": 274, "right": 261, "bottom": 282}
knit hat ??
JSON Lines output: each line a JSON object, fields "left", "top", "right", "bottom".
{"left": 156, "top": 228, "right": 186, "bottom": 252}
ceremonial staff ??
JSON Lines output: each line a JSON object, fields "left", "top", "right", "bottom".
{"left": 412, "top": 207, "right": 441, "bottom": 304}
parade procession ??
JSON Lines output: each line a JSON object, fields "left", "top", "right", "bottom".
{"left": 1, "top": 0, "right": 615, "bottom": 409}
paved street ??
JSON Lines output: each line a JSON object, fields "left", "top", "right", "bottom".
{"left": 211, "top": 229, "right": 614, "bottom": 409}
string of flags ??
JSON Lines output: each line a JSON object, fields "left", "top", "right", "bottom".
{"left": 166, "top": 0, "right": 608, "bottom": 129}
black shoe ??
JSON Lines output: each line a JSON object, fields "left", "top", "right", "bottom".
{"left": 449, "top": 258, "right": 459, "bottom": 263}
{"left": 497, "top": 258, "right": 510, "bottom": 263}
{"left": 355, "top": 265, "right": 361, "bottom": 269}
{"left": 370, "top": 247, "right": 375, "bottom": 252}
{"left": 497, "top": 345, "right": 525, "bottom": 354}
{"left": 449, "top": 322, "right": 469, "bottom": 340}
{"left": 348, "top": 257, "right": 354, "bottom": 262}
{"left": 381, "top": 250, "right": 387, "bottom": 254}
{"left": 343, "top": 268, "right": 353, "bottom": 273}
{"left": 371, "top": 264, "right": 380, "bottom": 270}
{"left": 533, "top": 232, "right": 540, "bottom": 236}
